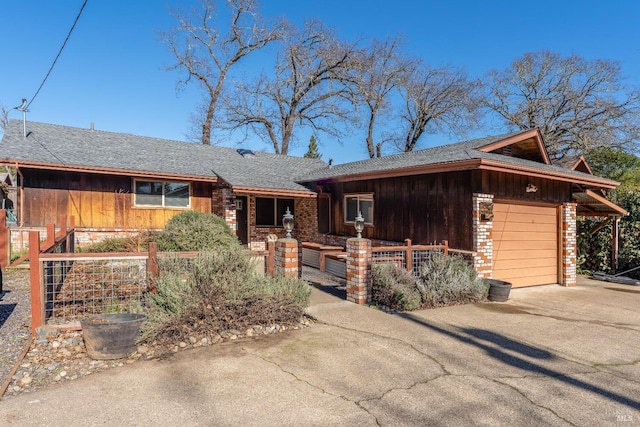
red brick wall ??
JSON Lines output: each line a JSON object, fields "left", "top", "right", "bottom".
{"left": 346, "top": 238, "right": 372, "bottom": 304}
{"left": 561, "top": 202, "right": 577, "bottom": 286}
{"left": 472, "top": 193, "right": 493, "bottom": 279}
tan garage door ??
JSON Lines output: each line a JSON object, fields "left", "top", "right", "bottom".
{"left": 492, "top": 203, "right": 558, "bottom": 287}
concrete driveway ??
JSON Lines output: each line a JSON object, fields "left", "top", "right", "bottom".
{"left": 0, "top": 275, "right": 638, "bottom": 426}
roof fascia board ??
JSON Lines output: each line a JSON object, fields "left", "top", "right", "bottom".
{"left": 318, "top": 160, "right": 483, "bottom": 183}
{"left": 574, "top": 155, "right": 594, "bottom": 174}
{"left": 312, "top": 158, "right": 617, "bottom": 189}
{"left": 231, "top": 186, "right": 316, "bottom": 198}
{"left": 477, "top": 159, "right": 619, "bottom": 189}
{"left": 584, "top": 189, "right": 628, "bottom": 215}
{"left": 4, "top": 160, "right": 219, "bottom": 183}
{"left": 476, "top": 129, "right": 551, "bottom": 164}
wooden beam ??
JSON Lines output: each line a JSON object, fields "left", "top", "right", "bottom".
{"left": 29, "top": 231, "right": 44, "bottom": 333}
{"left": 612, "top": 216, "right": 619, "bottom": 272}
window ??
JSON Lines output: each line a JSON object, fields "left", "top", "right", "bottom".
{"left": 344, "top": 194, "right": 373, "bottom": 225}
{"left": 134, "top": 180, "right": 190, "bottom": 207}
{"left": 256, "top": 197, "right": 294, "bottom": 226}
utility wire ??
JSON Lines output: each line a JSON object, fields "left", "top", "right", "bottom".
{"left": 26, "top": 0, "right": 89, "bottom": 110}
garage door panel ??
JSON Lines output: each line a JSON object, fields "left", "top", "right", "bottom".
{"left": 494, "top": 204, "right": 552, "bottom": 214}
{"left": 493, "top": 203, "right": 558, "bottom": 288}
{"left": 493, "top": 239, "right": 557, "bottom": 251}
{"left": 494, "top": 221, "right": 557, "bottom": 233}
{"left": 494, "top": 256, "right": 557, "bottom": 268}
{"left": 494, "top": 230, "right": 557, "bottom": 242}
{"left": 493, "top": 273, "right": 558, "bottom": 287}
{"left": 493, "top": 212, "right": 557, "bottom": 225}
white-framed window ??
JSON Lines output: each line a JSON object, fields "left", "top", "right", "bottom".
{"left": 255, "top": 197, "right": 295, "bottom": 226}
{"left": 134, "top": 180, "right": 190, "bottom": 208}
{"left": 344, "top": 193, "right": 373, "bottom": 225}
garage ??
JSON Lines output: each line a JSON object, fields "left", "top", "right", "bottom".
{"left": 492, "top": 203, "right": 559, "bottom": 287}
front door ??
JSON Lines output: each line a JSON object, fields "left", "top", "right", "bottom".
{"left": 236, "top": 196, "right": 248, "bottom": 245}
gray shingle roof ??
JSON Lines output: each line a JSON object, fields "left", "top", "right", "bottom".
{"left": 0, "top": 120, "right": 325, "bottom": 194}
{"left": 295, "top": 130, "right": 617, "bottom": 187}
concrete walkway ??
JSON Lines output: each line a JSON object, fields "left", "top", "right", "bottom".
{"left": 0, "top": 274, "right": 639, "bottom": 426}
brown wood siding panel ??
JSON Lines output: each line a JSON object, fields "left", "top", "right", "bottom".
{"left": 480, "top": 170, "right": 572, "bottom": 204}
{"left": 326, "top": 171, "right": 473, "bottom": 249}
{"left": 20, "top": 169, "right": 212, "bottom": 229}
{"left": 493, "top": 203, "right": 558, "bottom": 287}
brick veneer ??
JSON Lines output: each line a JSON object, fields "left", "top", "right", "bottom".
{"left": 275, "top": 238, "right": 300, "bottom": 278}
{"left": 561, "top": 202, "right": 577, "bottom": 286}
{"left": 212, "top": 187, "right": 236, "bottom": 234}
{"left": 472, "top": 193, "right": 494, "bottom": 279}
{"left": 346, "top": 238, "right": 371, "bottom": 304}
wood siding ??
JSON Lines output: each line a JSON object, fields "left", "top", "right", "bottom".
{"left": 20, "top": 169, "right": 212, "bottom": 228}
{"left": 322, "top": 168, "right": 572, "bottom": 251}
{"left": 324, "top": 171, "right": 475, "bottom": 249}
{"left": 476, "top": 170, "right": 571, "bottom": 205}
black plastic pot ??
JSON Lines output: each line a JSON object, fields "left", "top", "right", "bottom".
{"left": 81, "top": 313, "right": 146, "bottom": 360}
{"left": 485, "top": 279, "right": 512, "bottom": 302}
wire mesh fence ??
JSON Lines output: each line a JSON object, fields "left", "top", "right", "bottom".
{"left": 371, "top": 250, "right": 407, "bottom": 270}
{"left": 40, "top": 255, "right": 150, "bottom": 322}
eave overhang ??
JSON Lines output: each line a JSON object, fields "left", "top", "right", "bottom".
{"left": 476, "top": 129, "right": 551, "bottom": 164}
{"left": 1, "top": 159, "right": 220, "bottom": 183}
{"left": 574, "top": 189, "right": 628, "bottom": 217}
{"left": 309, "top": 158, "right": 618, "bottom": 190}
{"left": 231, "top": 185, "right": 317, "bottom": 198}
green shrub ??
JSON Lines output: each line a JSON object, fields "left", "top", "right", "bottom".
{"left": 416, "top": 252, "right": 488, "bottom": 307}
{"left": 10, "top": 247, "right": 28, "bottom": 264}
{"left": 371, "top": 263, "right": 420, "bottom": 311}
{"left": 79, "top": 237, "right": 133, "bottom": 253}
{"left": 141, "top": 249, "right": 310, "bottom": 342}
{"left": 156, "top": 211, "right": 240, "bottom": 252}
{"left": 78, "top": 231, "right": 158, "bottom": 253}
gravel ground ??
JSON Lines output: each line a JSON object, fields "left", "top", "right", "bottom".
{"left": 0, "top": 267, "right": 319, "bottom": 401}
{"left": 0, "top": 269, "right": 32, "bottom": 395}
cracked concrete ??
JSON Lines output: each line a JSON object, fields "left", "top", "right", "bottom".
{"left": 0, "top": 273, "right": 638, "bottom": 426}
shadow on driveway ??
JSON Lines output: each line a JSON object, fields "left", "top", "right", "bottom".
{"left": 401, "top": 312, "right": 640, "bottom": 411}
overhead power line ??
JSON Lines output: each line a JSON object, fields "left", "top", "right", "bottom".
{"left": 27, "top": 0, "right": 89, "bottom": 110}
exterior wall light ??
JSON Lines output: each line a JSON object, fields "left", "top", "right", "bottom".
{"left": 354, "top": 211, "right": 365, "bottom": 238}
{"left": 283, "top": 207, "right": 294, "bottom": 238}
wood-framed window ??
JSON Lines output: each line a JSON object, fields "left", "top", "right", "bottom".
{"left": 344, "top": 193, "right": 373, "bottom": 225}
{"left": 134, "top": 180, "right": 190, "bottom": 208}
{"left": 255, "top": 197, "right": 295, "bottom": 227}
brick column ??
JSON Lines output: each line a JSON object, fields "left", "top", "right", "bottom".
{"left": 346, "top": 238, "right": 371, "bottom": 304}
{"left": 472, "top": 193, "right": 494, "bottom": 279}
{"left": 561, "top": 202, "right": 577, "bottom": 287}
{"left": 275, "top": 238, "right": 300, "bottom": 278}
{"left": 212, "top": 187, "right": 236, "bottom": 234}
{"left": 0, "top": 210, "right": 8, "bottom": 268}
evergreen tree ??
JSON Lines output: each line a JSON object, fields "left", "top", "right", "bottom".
{"left": 304, "top": 135, "right": 321, "bottom": 159}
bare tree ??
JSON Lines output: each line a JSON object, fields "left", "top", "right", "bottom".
{"left": 350, "top": 37, "right": 414, "bottom": 158}
{"left": 398, "top": 64, "right": 480, "bottom": 152}
{"left": 0, "top": 102, "right": 9, "bottom": 136}
{"left": 160, "top": 0, "right": 283, "bottom": 145}
{"left": 483, "top": 50, "right": 640, "bottom": 159}
{"left": 222, "top": 20, "right": 359, "bottom": 154}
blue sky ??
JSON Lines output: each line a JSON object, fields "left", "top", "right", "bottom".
{"left": 1, "top": 1, "right": 639, "bottom": 164}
